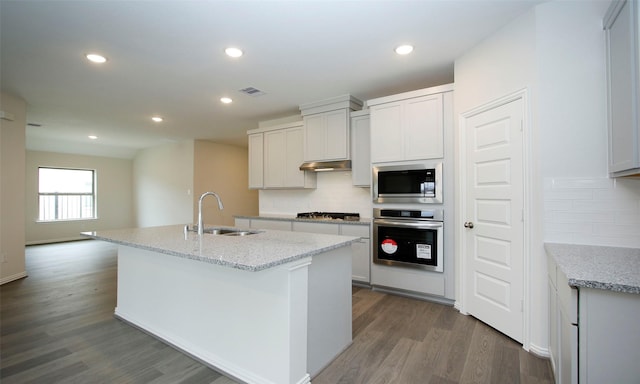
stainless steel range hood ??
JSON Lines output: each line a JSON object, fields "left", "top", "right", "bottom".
{"left": 299, "top": 160, "right": 352, "bottom": 172}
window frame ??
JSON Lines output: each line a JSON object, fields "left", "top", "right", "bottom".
{"left": 37, "top": 167, "right": 97, "bottom": 222}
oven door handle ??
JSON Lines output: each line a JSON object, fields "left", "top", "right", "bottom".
{"left": 373, "top": 218, "right": 443, "bottom": 229}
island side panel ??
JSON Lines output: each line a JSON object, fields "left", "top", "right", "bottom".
{"left": 307, "top": 245, "right": 353, "bottom": 378}
{"left": 114, "top": 245, "right": 312, "bottom": 384}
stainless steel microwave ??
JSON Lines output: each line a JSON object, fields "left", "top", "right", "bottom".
{"left": 372, "top": 162, "right": 443, "bottom": 204}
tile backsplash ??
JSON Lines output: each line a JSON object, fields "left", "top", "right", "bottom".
{"left": 544, "top": 177, "right": 640, "bottom": 248}
{"left": 259, "top": 171, "right": 373, "bottom": 218}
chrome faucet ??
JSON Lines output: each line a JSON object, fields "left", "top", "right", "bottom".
{"left": 197, "top": 191, "right": 224, "bottom": 235}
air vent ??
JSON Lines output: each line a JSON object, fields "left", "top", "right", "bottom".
{"left": 239, "top": 87, "right": 266, "bottom": 97}
{"left": 27, "top": 123, "right": 42, "bottom": 127}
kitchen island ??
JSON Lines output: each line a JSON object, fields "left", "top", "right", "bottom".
{"left": 83, "top": 225, "right": 358, "bottom": 384}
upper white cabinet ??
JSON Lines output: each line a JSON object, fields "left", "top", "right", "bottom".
{"left": 604, "top": 0, "right": 640, "bottom": 177}
{"left": 368, "top": 84, "right": 453, "bottom": 163}
{"left": 350, "top": 110, "right": 371, "bottom": 187}
{"left": 247, "top": 121, "right": 316, "bottom": 190}
{"left": 248, "top": 132, "right": 264, "bottom": 189}
{"left": 303, "top": 109, "right": 349, "bottom": 161}
{"left": 299, "top": 95, "right": 363, "bottom": 162}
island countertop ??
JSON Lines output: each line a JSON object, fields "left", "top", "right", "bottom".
{"left": 83, "top": 225, "right": 358, "bottom": 272}
{"left": 545, "top": 242, "right": 640, "bottom": 294}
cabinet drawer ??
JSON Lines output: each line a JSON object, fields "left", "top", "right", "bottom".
{"left": 292, "top": 221, "right": 340, "bottom": 235}
{"left": 250, "top": 219, "right": 292, "bottom": 231}
{"left": 340, "top": 224, "right": 370, "bottom": 238}
{"left": 234, "top": 218, "right": 251, "bottom": 228}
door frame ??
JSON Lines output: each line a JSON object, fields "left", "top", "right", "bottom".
{"left": 456, "top": 88, "right": 533, "bottom": 351}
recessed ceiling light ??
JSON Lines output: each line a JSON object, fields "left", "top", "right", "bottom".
{"left": 86, "top": 53, "right": 108, "bottom": 63}
{"left": 394, "top": 45, "right": 414, "bottom": 55}
{"left": 88, "top": 135, "right": 98, "bottom": 140}
{"left": 151, "top": 116, "right": 163, "bottom": 122}
{"left": 220, "top": 97, "right": 233, "bottom": 104}
{"left": 225, "top": 47, "right": 243, "bottom": 58}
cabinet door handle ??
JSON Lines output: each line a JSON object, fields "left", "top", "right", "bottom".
{"left": 464, "top": 221, "right": 474, "bottom": 229}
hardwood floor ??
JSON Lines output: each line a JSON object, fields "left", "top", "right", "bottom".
{"left": 1, "top": 240, "right": 553, "bottom": 384}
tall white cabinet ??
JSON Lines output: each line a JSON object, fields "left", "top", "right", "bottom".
{"left": 604, "top": 0, "right": 640, "bottom": 177}
{"left": 350, "top": 110, "right": 370, "bottom": 187}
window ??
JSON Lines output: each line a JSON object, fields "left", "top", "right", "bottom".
{"left": 38, "top": 167, "right": 96, "bottom": 221}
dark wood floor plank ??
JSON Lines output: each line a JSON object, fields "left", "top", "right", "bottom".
{"left": 393, "top": 327, "right": 450, "bottom": 383}
{"left": 459, "top": 320, "right": 497, "bottom": 384}
{"left": 430, "top": 307, "right": 477, "bottom": 382}
{"left": 490, "top": 329, "right": 522, "bottom": 384}
{"left": 367, "top": 337, "right": 419, "bottom": 384}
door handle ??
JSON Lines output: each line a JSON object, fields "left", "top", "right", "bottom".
{"left": 464, "top": 222, "right": 474, "bottom": 229}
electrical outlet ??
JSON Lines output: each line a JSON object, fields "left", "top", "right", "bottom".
{"left": 0, "top": 252, "right": 7, "bottom": 263}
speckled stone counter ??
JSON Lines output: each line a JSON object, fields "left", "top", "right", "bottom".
{"left": 234, "top": 214, "right": 372, "bottom": 226}
{"left": 545, "top": 243, "right": 640, "bottom": 294}
{"left": 83, "top": 224, "right": 358, "bottom": 271}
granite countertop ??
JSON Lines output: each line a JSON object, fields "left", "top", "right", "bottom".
{"left": 545, "top": 243, "right": 640, "bottom": 294}
{"left": 83, "top": 225, "right": 358, "bottom": 272}
{"left": 234, "top": 214, "right": 372, "bottom": 225}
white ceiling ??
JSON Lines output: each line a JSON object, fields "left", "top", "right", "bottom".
{"left": 1, "top": 0, "right": 543, "bottom": 159}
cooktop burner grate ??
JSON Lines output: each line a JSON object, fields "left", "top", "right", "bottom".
{"left": 296, "top": 212, "right": 360, "bottom": 221}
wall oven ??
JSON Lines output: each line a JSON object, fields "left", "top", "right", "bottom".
{"left": 373, "top": 208, "right": 444, "bottom": 272}
{"left": 372, "top": 162, "right": 442, "bottom": 204}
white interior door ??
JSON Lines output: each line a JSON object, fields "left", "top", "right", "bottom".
{"left": 463, "top": 98, "right": 524, "bottom": 343}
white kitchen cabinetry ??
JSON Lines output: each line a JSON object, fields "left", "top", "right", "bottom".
{"left": 248, "top": 133, "right": 264, "bottom": 189}
{"left": 548, "top": 253, "right": 640, "bottom": 384}
{"left": 604, "top": 0, "right": 640, "bottom": 177}
{"left": 299, "top": 95, "right": 363, "bottom": 162}
{"left": 236, "top": 217, "right": 371, "bottom": 284}
{"left": 350, "top": 110, "right": 370, "bottom": 187}
{"left": 548, "top": 255, "right": 578, "bottom": 384}
{"left": 248, "top": 121, "right": 316, "bottom": 190}
{"left": 292, "top": 221, "right": 340, "bottom": 235}
{"left": 368, "top": 84, "right": 453, "bottom": 163}
{"left": 340, "top": 224, "right": 370, "bottom": 284}
{"left": 247, "top": 218, "right": 292, "bottom": 231}
{"left": 303, "top": 109, "right": 349, "bottom": 161}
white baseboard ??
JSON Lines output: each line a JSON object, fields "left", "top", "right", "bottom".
{"left": 528, "top": 342, "right": 550, "bottom": 358}
{"left": 0, "top": 271, "right": 27, "bottom": 285}
{"left": 26, "top": 236, "right": 88, "bottom": 245}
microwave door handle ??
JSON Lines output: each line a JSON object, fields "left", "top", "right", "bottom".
{"left": 420, "top": 182, "right": 425, "bottom": 196}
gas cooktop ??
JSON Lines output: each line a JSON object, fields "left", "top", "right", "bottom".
{"left": 296, "top": 212, "right": 361, "bottom": 221}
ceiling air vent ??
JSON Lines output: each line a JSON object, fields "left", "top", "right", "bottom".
{"left": 239, "top": 87, "right": 266, "bottom": 97}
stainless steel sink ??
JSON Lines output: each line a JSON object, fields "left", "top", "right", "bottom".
{"left": 221, "top": 230, "right": 256, "bottom": 236}
{"left": 187, "top": 225, "right": 261, "bottom": 236}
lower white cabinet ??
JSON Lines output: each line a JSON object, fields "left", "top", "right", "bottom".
{"left": 548, "top": 254, "right": 640, "bottom": 384}
{"left": 235, "top": 217, "right": 370, "bottom": 283}
{"left": 243, "top": 218, "right": 292, "bottom": 231}
{"left": 340, "top": 224, "right": 370, "bottom": 284}
{"left": 548, "top": 254, "right": 578, "bottom": 384}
